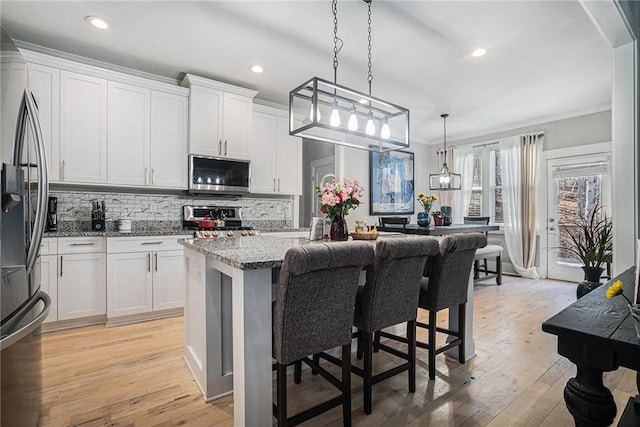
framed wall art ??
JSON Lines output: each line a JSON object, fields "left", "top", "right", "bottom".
{"left": 369, "top": 150, "right": 415, "bottom": 215}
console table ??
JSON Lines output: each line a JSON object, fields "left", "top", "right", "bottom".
{"left": 542, "top": 266, "right": 640, "bottom": 426}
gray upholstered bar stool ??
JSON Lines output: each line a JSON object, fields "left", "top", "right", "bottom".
{"left": 317, "top": 237, "right": 439, "bottom": 415}
{"left": 463, "top": 216, "right": 503, "bottom": 285}
{"left": 272, "top": 242, "right": 375, "bottom": 427}
{"left": 417, "top": 233, "right": 487, "bottom": 379}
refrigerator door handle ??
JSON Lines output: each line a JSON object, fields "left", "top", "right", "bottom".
{"left": 0, "top": 292, "right": 51, "bottom": 351}
{"left": 15, "top": 90, "right": 49, "bottom": 275}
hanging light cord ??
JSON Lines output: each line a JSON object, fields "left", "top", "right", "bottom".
{"left": 366, "top": 0, "right": 373, "bottom": 97}
{"left": 332, "top": 0, "right": 343, "bottom": 85}
{"left": 442, "top": 113, "right": 449, "bottom": 168}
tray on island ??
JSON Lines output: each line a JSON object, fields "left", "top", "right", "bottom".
{"left": 349, "top": 232, "right": 379, "bottom": 240}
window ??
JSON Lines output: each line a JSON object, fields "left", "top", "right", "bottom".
{"left": 466, "top": 148, "right": 503, "bottom": 223}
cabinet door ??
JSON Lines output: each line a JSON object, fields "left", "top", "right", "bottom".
{"left": 107, "top": 82, "right": 151, "bottom": 186}
{"left": 222, "top": 92, "right": 252, "bottom": 159}
{"left": 27, "top": 63, "right": 60, "bottom": 182}
{"left": 275, "top": 116, "right": 302, "bottom": 195}
{"left": 150, "top": 91, "right": 187, "bottom": 189}
{"left": 189, "top": 85, "right": 223, "bottom": 156}
{"left": 59, "top": 71, "right": 107, "bottom": 183}
{"left": 249, "top": 111, "right": 277, "bottom": 193}
{"left": 107, "top": 252, "right": 153, "bottom": 318}
{"left": 40, "top": 254, "right": 58, "bottom": 323}
{"left": 57, "top": 252, "right": 106, "bottom": 320}
{"left": 153, "top": 250, "right": 184, "bottom": 311}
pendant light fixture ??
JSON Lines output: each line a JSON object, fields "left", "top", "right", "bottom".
{"left": 289, "top": 0, "right": 409, "bottom": 153}
{"left": 429, "top": 113, "right": 461, "bottom": 190}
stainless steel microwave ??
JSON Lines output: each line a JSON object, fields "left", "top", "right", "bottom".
{"left": 188, "top": 154, "right": 251, "bottom": 195}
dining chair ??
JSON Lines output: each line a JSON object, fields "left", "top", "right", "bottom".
{"left": 272, "top": 242, "right": 375, "bottom": 427}
{"left": 380, "top": 216, "right": 408, "bottom": 231}
{"left": 412, "top": 233, "right": 487, "bottom": 380}
{"left": 463, "top": 216, "right": 503, "bottom": 285}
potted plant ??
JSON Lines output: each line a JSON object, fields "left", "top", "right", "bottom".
{"left": 559, "top": 202, "right": 612, "bottom": 297}
{"left": 432, "top": 210, "right": 451, "bottom": 226}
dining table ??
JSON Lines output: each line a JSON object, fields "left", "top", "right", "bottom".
{"left": 378, "top": 222, "right": 500, "bottom": 235}
{"left": 179, "top": 231, "right": 483, "bottom": 426}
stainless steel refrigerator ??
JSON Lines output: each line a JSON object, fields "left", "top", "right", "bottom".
{"left": 1, "top": 27, "right": 51, "bottom": 426}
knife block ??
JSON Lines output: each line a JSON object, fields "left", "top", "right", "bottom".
{"left": 91, "top": 218, "right": 105, "bottom": 231}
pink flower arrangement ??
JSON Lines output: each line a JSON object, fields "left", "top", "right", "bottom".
{"left": 316, "top": 177, "right": 363, "bottom": 219}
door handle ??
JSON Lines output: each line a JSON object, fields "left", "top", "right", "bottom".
{"left": 224, "top": 140, "right": 228, "bottom": 156}
{"left": 154, "top": 252, "right": 158, "bottom": 272}
{"left": 60, "top": 256, "right": 63, "bottom": 277}
{"left": 549, "top": 226, "right": 556, "bottom": 230}
{"left": 277, "top": 178, "right": 280, "bottom": 192}
{"left": 218, "top": 140, "right": 222, "bottom": 155}
{"left": 147, "top": 253, "right": 151, "bottom": 272}
{"left": 61, "top": 160, "right": 66, "bottom": 181}
{"left": 151, "top": 168, "right": 155, "bottom": 185}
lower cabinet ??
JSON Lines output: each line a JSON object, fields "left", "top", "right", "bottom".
{"left": 58, "top": 252, "right": 107, "bottom": 320}
{"left": 40, "top": 254, "right": 58, "bottom": 323}
{"left": 106, "top": 236, "right": 189, "bottom": 322}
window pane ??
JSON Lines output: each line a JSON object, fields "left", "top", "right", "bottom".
{"left": 468, "top": 153, "right": 482, "bottom": 215}
{"left": 494, "top": 150, "right": 502, "bottom": 187}
{"left": 494, "top": 188, "right": 503, "bottom": 222}
{"left": 469, "top": 190, "right": 482, "bottom": 216}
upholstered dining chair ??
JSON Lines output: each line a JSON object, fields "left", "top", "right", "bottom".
{"left": 417, "top": 233, "right": 486, "bottom": 379}
{"left": 272, "top": 242, "right": 375, "bottom": 427}
{"left": 316, "top": 237, "right": 439, "bottom": 415}
{"left": 380, "top": 216, "right": 408, "bottom": 231}
{"left": 463, "top": 216, "right": 503, "bottom": 285}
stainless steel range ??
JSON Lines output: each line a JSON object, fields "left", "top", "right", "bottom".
{"left": 183, "top": 205, "right": 258, "bottom": 237}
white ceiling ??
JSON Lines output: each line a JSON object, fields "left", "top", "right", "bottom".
{"left": 0, "top": 1, "right": 613, "bottom": 144}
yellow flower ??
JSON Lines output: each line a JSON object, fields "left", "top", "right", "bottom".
{"left": 606, "top": 280, "right": 623, "bottom": 299}
{"left": 417, "top": 192, "right": 424, "bottom": 198}
{"left": 433, "top": 194, "right": 439, "bottom": 200}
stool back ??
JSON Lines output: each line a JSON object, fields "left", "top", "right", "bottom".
{"left": 356, "top": 237, "right": 440, "bottom": 333}
{"left": 273, "top": 242, "right": 375, "bottom": 365}
{"left": 420, "top": 233, "right": 487, "bottom": 311}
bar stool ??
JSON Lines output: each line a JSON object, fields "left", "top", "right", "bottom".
{"left": 272, "top": 242, "right": 375, "bottom": 427}
{"left": 463, "top": 216, "right": 503, "bottom": 285}
{"left": 317, "top": 237, "right": 439, "bottom": 414}
{"left": 417, "top": 233, "right": 487, "bottom": 379}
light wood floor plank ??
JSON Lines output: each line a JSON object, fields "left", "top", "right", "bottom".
{"left": 40, "top": 275, "right": 637, "bottom": 426}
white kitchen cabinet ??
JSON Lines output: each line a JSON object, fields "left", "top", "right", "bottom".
{"left": 182, "top": 74, "right": 257, "bottom": 159}
{"left": 150, "top": 91, "right": 188, "bottom": 188}
{"left": 57, "top": 251, "right": 107, "bottom": 321}
{"left": 250, "top": 106, "right": 302, "bottom": 195}
{"left": 40, "top": 254, "right": 58, "bottom": 323}
{"left": 59, "top": 70, "right": 108, "bottom": 183}
{"left": 27, "top": 63, "right": 60, "bottom": 182}
{"left": 106, "top": 236, "right": 189, "bottom": 322}
{"left": 107, "top": 81, "right": 151, "bottom": 186}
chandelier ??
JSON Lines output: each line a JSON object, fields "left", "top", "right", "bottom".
{"left": 429, "top": 113, "right": 461, "bottom": 190}
{"left": 289, "top": 0, "right": 410, "bottom": 153}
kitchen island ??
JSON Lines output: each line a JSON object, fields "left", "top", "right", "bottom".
{"left": 179, "top": 233, "right": 478, "bottom": 426}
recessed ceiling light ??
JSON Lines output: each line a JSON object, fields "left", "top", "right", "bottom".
{"left": 85, "top": 16, "right": 110, "bottom": 30}
{"left": 251, "top": 65, "right": 264, "bottom": 74}
{"left": 471, "top": 48, "right": 487, "bottom": 58}
{"left": 358, "top": 99, "right": 369, "bottom": 105}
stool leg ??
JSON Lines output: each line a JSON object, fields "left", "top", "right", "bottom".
{"left": 311, "top": 354, "right": 319, "bottom": 375}
{"left": 276, "top": 363, "right": 288, "bottom": 426}
{"left": 294, "top": 360, "right": 302, "bottom": 384}
{"left": 373, "top": 330, "right": 381, "bottom": 353}
{"left": 363, "top": 331, "right": 373, "bottom": 415}
{"left": 458, "top": 303, "right": 466, "bottom": 363}
{"left": 428, "top": 310, "right": 437, "bottom": 380}
{"left": 473, "top": 260, "right": 480, "bottom": 279}
{"left": 407, "top": 320, "right": 416, "bottom": 393}
{"left": 496, "top": 255, "right": 502, "bottom": 286}
{"left": 483, "top": 259, "right": 488, "bottom": 276}
{"left": 342, "top": 344, "right": 352, "bottom": 427}
{"left": 356, "top": 331, "right": 363, "bottom": 360}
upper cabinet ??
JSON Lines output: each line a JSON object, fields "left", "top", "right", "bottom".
{"left": 250, "top": 105, "right": 302, "bottom": 195}
{"left": 24, "top": 50, "right": 188, "bottom": 189}
{"left": 181, "top": 74, "right": 257, "bottom": 159}
{"left": 60, "top": 70, "right": 108, "bottom": 183}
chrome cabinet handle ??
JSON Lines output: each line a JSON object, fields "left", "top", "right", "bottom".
{"left": 147, "top": 253, "right": 151, "bottom": 272}
{"left": 277, "top": 178, "right": 280, "bottom": 192}
{"left": 69, "top": 242, "right": 95, "bottom": 246}
{"left": 144, "top": 167, "right": 148, "bottom": 184}
{"left": 154, "top": 252, "right": 158, "bottom": 272}
{"left": 60, "top": 256, "right": 63, "bottom": 277}
{"left": 273, "top": 178, "right": 276, "bottom": 191}
{"left": 224, "top": 140, "right": 228, "bottom": 156}
{"left": 218, "top": 140, "right": 222, "bottom": 155}
{"left": 141, "top": 241, "right": 163, "bottom": 245}
{"left": 151, "top": 168, "right": 155, "bottom": 185}
{"left": 61, "top": 160, "right": 66, "bottom": 181}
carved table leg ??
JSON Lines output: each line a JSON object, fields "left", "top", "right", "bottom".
{"left": 564, "top": 366, "right": 616, "bottom": 426}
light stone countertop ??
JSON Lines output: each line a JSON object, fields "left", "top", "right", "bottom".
{"left": 44, "top": 230, "right": 194, "bottom": 238}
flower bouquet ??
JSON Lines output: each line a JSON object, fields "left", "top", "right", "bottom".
{"left": 316, "top": 177, "right": 363, "bottom": 241}
{"left": 416, "top": 192, "right": 438, "bottom": 226}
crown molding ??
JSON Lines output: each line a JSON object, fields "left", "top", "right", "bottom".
{"left": 181, "top": 73, "right": 258, "bottom": 99}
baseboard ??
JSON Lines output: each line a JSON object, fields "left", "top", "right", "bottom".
{"left": 106, "top": 308, "right": 183, "bottom": 327}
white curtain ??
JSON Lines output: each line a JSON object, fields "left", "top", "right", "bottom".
{"left": 451, "top": 146, "right": 474, "bottom": 224}
{"left": 500, "top": 136, "right": 541, "bottom": 279}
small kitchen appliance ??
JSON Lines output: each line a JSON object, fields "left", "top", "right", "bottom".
{"left": 183, "top": 205, "right": 256, "bottom": 237}
{"left": 46, "top": 196, "right": 57, "bottom": 231}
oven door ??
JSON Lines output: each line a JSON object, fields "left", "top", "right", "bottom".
{"left": 189, "top": 155, "right": 250, "bottom": 195}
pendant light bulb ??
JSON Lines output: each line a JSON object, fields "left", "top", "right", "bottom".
{"left": 348, "top": 105, "right": 358, "bottom": 131}
{"left": 330, "top": 101, "right": 341, "bottom": 127}
{"left": 365, "top": 113, "right": 375, "bottom": 136}
{"left": 309, "top": 104, "right": 321, "bottom": 122}
{"left": 380, "top": 118, "right": 390, "bottom": 139}
{"left": 440, "top": 175, "right": 450, "bottom": 185}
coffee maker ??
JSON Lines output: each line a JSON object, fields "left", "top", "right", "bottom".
{"left": 46, "top": 196, "right": 57, "bottom": 231}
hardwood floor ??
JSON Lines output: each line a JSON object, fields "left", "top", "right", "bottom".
{"left": 40, "top": 276, "right": 637, "bottom": 426}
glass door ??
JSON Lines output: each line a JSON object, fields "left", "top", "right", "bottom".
{"left": 546, "top": 154, "right": 611, "bottom": 282}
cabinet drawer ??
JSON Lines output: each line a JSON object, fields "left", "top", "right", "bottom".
{"left": 107, "top": 235, "right": 191, "bottom": 254}
{"left": 58, "top": 237, "right": 106, "bottom": 254}
{"left": 40, "top": 237, "right": 58, "bottom": 255}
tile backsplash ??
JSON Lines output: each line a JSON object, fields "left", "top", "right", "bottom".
{"left": 51, "top": 189, "right": 294, "bottom": 231}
